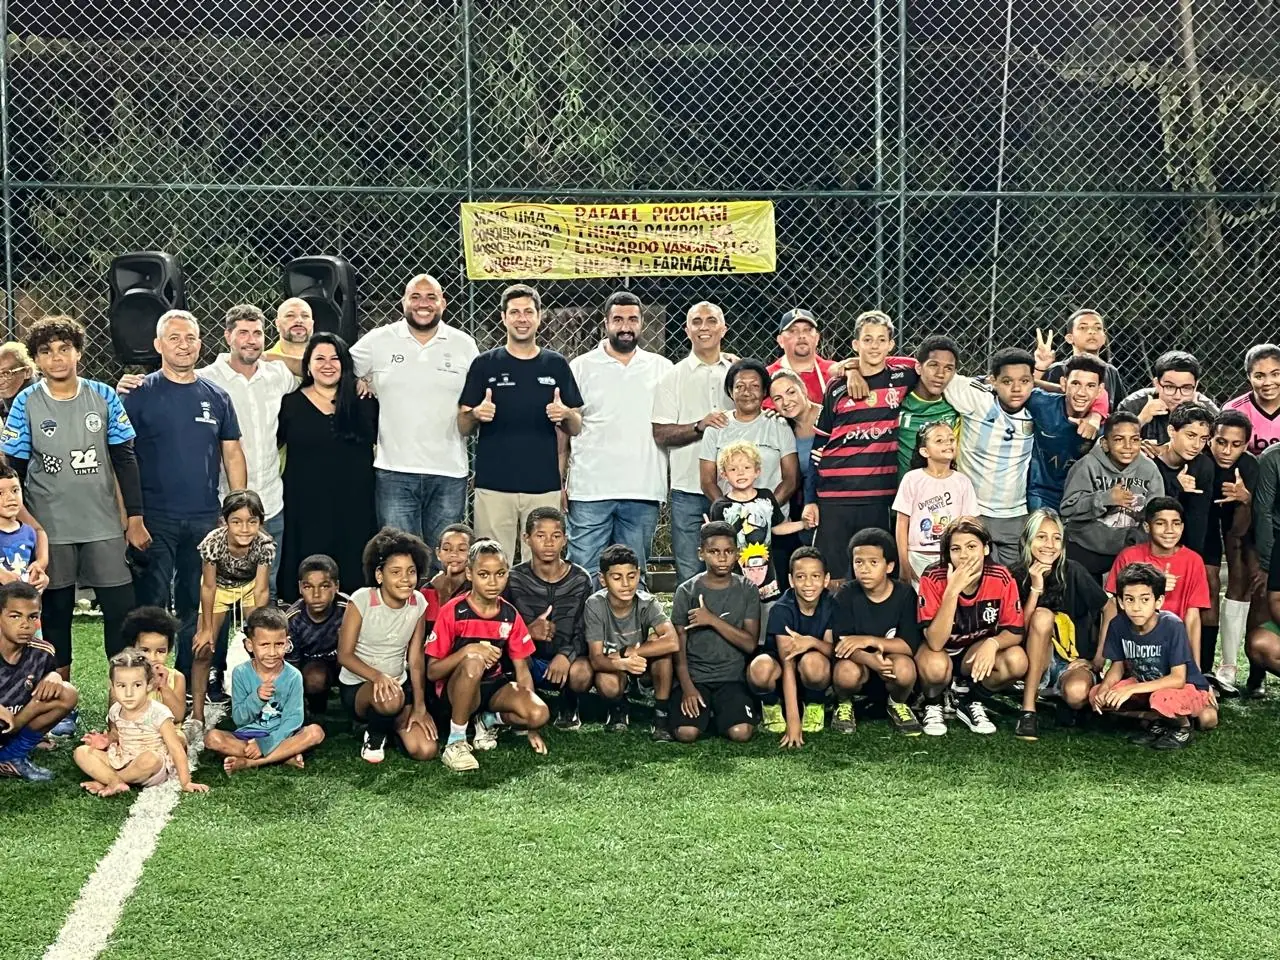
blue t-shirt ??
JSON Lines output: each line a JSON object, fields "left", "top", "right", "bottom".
{"left": 0, "top": 523, "right": 36, "bottom": 578}
{"left": 1102, "top": 609, "right": 1210, "bottom": 690}
{"left": 765, "top": 589, "right": 836, "bottom": 653}
{"left": 1025, "top": 389, "right": 1095, "bottom": 512}
{"left": 122, "top": 372, "right": 240, "bottom": 519}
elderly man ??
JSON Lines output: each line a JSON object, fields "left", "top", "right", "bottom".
{"left": 122, "top": 310, "right": 246, "bottom": 733}
{"left": 352, "top": 274, "right": 477, "bottom": 563}
{"left": 565, "top": 291, "right": 672, "bottom": 579}
{"left": 651, "top": 301, "right": 736, "bottom": 587}
{"left": 266, "top": 297, "right": 313, "bottom": 360}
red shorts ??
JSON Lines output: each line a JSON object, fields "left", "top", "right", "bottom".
{"left": 1089, "top": 677, "right": 1214, "bottom": 717}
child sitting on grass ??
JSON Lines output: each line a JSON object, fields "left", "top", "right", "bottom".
{"left": 191, "top": 489, "right": 276, "bottom": 735}
{"left": 427, "top": 539, "right": 550, "bottom": 772}
{"left": 0, "top": 581, "right": 76, "bottom": 781}
{"left": 205, "top": 606, "right": 325, "bottom": 775}
{"left": 120, "top": 605, "right": 185, "bottom": 722}
{"left": 1089, "top": 562, "right": 1218, "bottom": 750}
{"left": 284, "top": 554, "right": 349, "bottom": 718}
{"left": 75, "top": 647, "right": 203, "bottom": 796}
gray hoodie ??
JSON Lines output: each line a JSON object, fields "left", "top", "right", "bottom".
{"left": 1059, "top": 443, "right": 1164, "bottom": 556}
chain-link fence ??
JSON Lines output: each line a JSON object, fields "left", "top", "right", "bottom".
{"left": 6, "top": 0, "right": 1280, "bottom": 395}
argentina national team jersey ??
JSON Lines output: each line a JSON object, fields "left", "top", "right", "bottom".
{"left": 1, "top": 380, "right": 134, "bottom": 544}
{"left": 944, "top": 377, "right": 1034, "bottom": 518}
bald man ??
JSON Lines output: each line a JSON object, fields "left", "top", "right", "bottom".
{"left": 350, "top": 275, "right": 478, "bottom": 566}
{"left": 266, "top": 298, "right": 314, "bottom": 361}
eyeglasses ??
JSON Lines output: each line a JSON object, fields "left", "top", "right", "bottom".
{"left": 1157, "top": 381, "right": 1197, "bottom": 397}
{"left": 0, "top": 367, "right": 25, "bottom": 382}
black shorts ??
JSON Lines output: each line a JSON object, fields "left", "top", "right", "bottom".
{"left": 814, "top": 501, "right": 892, "bottom": 579}
{"left": 287, "top": 656, "right": 339, "bottom": 687}
{"left": 1065, "top": 541, "right": 1114, "bottom": 580}
{"left": 479, "top": 677, "right": 513, "bottom": 712}
{"left": 339, "top": 678, "right": 413, "bottom": 721}
{"left": 1270, "top": 538, "right": 1280, "bottom": 592}
{"left": 669, "top": 680, "right": 758, "bottom": 736}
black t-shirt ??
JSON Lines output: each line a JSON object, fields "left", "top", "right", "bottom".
{"left": 459, "top": 347, "right": 583, "bottom": 494}
{"left": 1013, "top": 558, "right": 1108, "bottom": 660}
{"left": 0, "top": 638, "right": 56, "bottom": 711}
{"left": 709, "top": 490, "right": 785, "bottom": 601}
{"left": 1153, "top": 453, "right": 1215, "bottom": 554}
{"left": 1210, "top": 451, "right": 1259, "bottom": 535}
{"left": 832, "top": 579, "right": 923, "bottom": 652}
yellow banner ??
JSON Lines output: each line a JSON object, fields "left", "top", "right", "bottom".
{"left": 460, "top": 201, "right": 776, "bottom": 280}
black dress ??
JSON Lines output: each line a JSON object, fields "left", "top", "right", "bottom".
{"left": 276, "top": 390, "right": 379, "bottom": 602}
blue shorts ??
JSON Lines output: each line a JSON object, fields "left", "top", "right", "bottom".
{"left": 1039, "top": 655, "right": 1094, "bottom": 694}
{"left": 529, "top": 657, "right": 563, "bottom": 691}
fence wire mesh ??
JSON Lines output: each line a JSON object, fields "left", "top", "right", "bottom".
{"left": 6, "top": 0, "right": 1280, "bottom": 399}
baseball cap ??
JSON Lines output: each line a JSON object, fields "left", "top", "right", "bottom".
{"left": 778, "top": 308, "right": 818, "bottom": 333}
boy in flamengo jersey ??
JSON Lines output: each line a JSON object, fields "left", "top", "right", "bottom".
{"left": 284, "top": 554, "right": 349, "bottom": 718}
{"left": 1104, "top": 497, "right": 1210, "bottom": 665}
{"left": 1202, "top": 410, "right": 1259, "bottom": 692}
{"left": 915, "top": 517, "right": 1026, "bottom": 737}
{"left": 1224, "top": 344, "right": 1280, "bottom": 457}
{"left": 426, "top": 539, "right": 550, "bottom": 772}
{"left": 811, "top": 311, "right": 917, "bottom": 582}
{"left": 895, "top": 335, "right": 960, "bottom": 479}
{"left": 1090, "top": 562, "right": 1217, "bottom": 750}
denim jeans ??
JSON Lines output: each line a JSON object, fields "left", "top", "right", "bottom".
{"left": 375, "top": 470, "right": 468, "bottom": 562}
{"left": 568, "top": 499, "right": 660, "bottom": 586}
{"left": 669, "top": 490, "right": 711, "bottom": 590}
{"left": 131, "top": 512, "right": 218, "bottom": 681}
{"left": 264, "top": 510, "right": 284, "bottom": 603}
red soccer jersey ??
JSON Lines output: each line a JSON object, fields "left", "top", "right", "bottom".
{"left": 1106, "top": 544, "right": 1210, "bottom": 619}
{"left": 766, "top": 356, "right": 838, "bottom": 405}
{"left": 425, "top": 594, "right": 534, "bottom": 692}
{"left": 917, "top": 562, "right": 1024, "bottom": 651}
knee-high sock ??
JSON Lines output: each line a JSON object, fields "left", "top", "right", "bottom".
{"left": 1220, "top": 599, "right": 1250, "bottom": 674}
{"left": 1200, "top": 625, "right": 1220, "bottom": 674}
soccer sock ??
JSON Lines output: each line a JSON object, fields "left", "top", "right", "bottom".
{"left": 560, "top": 688, "right": 579, "bottom": 713}
{"left": 1220, "top": 599, "right": 1250, "bottom": 673}
{"left": 305, "top": 691, "right": 327, "bottom": 718}
{"left": 366, "top": 708, "right": 396, "bottom": 739}
{"left": 759, "top": 689, "right": 780, "bottom": 706}
{"left": 479, "top": 710, "right": 500, "bottom": 728}
{"left": 1248, "top": 660, "right": 1268, "bottom": 690}
{"left": 1200, "top": 625, "right": 1220, "bottom": 674}
{"left": 447, "top": 721, "right": 466, "bottom": 745}
{"left": 2, "top": 726, "right": 45, "bottom": 762}
{"left": 654, "top": 696, "right": 669, "bottom": 718}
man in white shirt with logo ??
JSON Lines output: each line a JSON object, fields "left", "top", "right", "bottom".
{"left": 351, "top": 274, "right": 477, "bottom": 566}
{"left": 651, "top": 301, "right": 736, "bottom": 587}
{"left": 566, "top": 291, "right": 672, "bottom": 580}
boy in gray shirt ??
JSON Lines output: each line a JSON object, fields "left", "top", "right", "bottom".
{"left": 584, "top": 544, "right": 678, "bottom": 738}
{"left": 670, "top": 521, "right": 762, "bottom": 743}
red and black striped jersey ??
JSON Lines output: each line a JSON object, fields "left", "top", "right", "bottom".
{"left": 917, "top": 562, "right": 1024, "bottom": 651}
{"left": 425, "top": 595, "right": 534, "bottom": 689}
{"left": 815, "top": 360, "right": 917, "bottom": 501}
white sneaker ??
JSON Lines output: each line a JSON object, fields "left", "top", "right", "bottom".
{"left": 182, "top": 717, "right": 205, "bottom": 754}
{"left": 442, "top": 739, "right": 479, "bottom": 772}
{"left": 472, "top": 718, "right": 499, "bottom": 751}
{"left": 955, "top": 698, "right": 997, "bottom": 735}
{"left": 360, "top": 730, "right": 386, "bottom": 764}
{"left": 922, "top": 703, "right": 947, "bottom": 736}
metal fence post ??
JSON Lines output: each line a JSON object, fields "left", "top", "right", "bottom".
{"left": 0, "top": 0, "right": 14, "bottom": 340}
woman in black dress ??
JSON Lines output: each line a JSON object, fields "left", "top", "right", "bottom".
{"left": 276, "top": 333, "right": 379, "bottom": 601}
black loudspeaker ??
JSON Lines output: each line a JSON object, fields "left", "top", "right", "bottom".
{"left": 282, "top": 255, "right": 358, "bottom": 345}
{"left": 107, "top": 251, "right": 188, "bottom": 366}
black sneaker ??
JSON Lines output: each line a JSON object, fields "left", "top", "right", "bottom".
{"left": 1244, "top": 683, "right": 1267, "bottom": 700}
{"left": 1209, "top": 674, "right": 1240, "bottom": 698}
{"left": 954, "top": 698, "right": 996, "bottom": 734}
{"left": 554, "top": 704, "right": 582, "bottom": 731}
{"left": 1129, "top": 722, "right": 1168, "bottom": 746}
{"left": 651, "top": 712, "right": 673, "bottom": 742}
{"left": 605, "top": 705, "right": 630, "bottom": 733}
{"left": 1152, "top": 724, "right": 1193, "bottom": 750}
{"left": 205, "top": 670, "right": 229, "bottom": 704}
{"left": 1054, "top": 700, "right": 1079, "bottom": 728}
{"left": 1014, "top": 710, "right": 1039, "bottom": 741}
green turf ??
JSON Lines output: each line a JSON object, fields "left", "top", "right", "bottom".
{"left": 13, "top": 627, "right": 1280, "bottom": 960}
{"left": 0, "top": 622, "right": 127, "bottom": 960}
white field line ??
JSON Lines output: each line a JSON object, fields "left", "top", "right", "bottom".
{"left": 43, "top": 701, "right": 223, "bottom": 960}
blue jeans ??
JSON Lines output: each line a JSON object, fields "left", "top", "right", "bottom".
{"left": 375, "top": 470, "right": 468, "bottom": 561}
{"left": 264, "top": 510, "right": 284, "bottom": 603}
{"left": 132, "top": 512, "right": 218, "bottom": 681}
{"left": 568, "top": 499, "right": 660, "bottom": 586}
{"left": 670, "top": 490, "right": 710, "bottom": 590}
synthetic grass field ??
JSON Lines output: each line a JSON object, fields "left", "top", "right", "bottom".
{"left": 7, "top": 624, "right": 1280, "bottom": 960}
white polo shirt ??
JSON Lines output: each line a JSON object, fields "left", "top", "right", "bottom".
{"left": 350, "top": 320, "right": 477, "bottom": 477}
{"left": 650, "top": 352, "right": 734, "bottom": 495}
{"left": 196, "top": 354, "right": 296, "bottom": 518}
{"left": 568, "top": 342, "right": 672, "bottom": 502}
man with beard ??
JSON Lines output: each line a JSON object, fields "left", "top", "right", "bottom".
{"left": 564, "top": 291, "right": 672, "bottom": 580}
{"left": 459, "top": 284, "right": 583, "bottom": 562}
{"left": 351, "top": 274, "right": 478, "bottom": 567}
{"left": 266, "top": 297, "right": 314, "bottom": 361}
{"left": 766, "top": 309, "right": 840, "bottom": 405}
{"left": 122, "top": 310, "right": 246, "bottom": 734}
